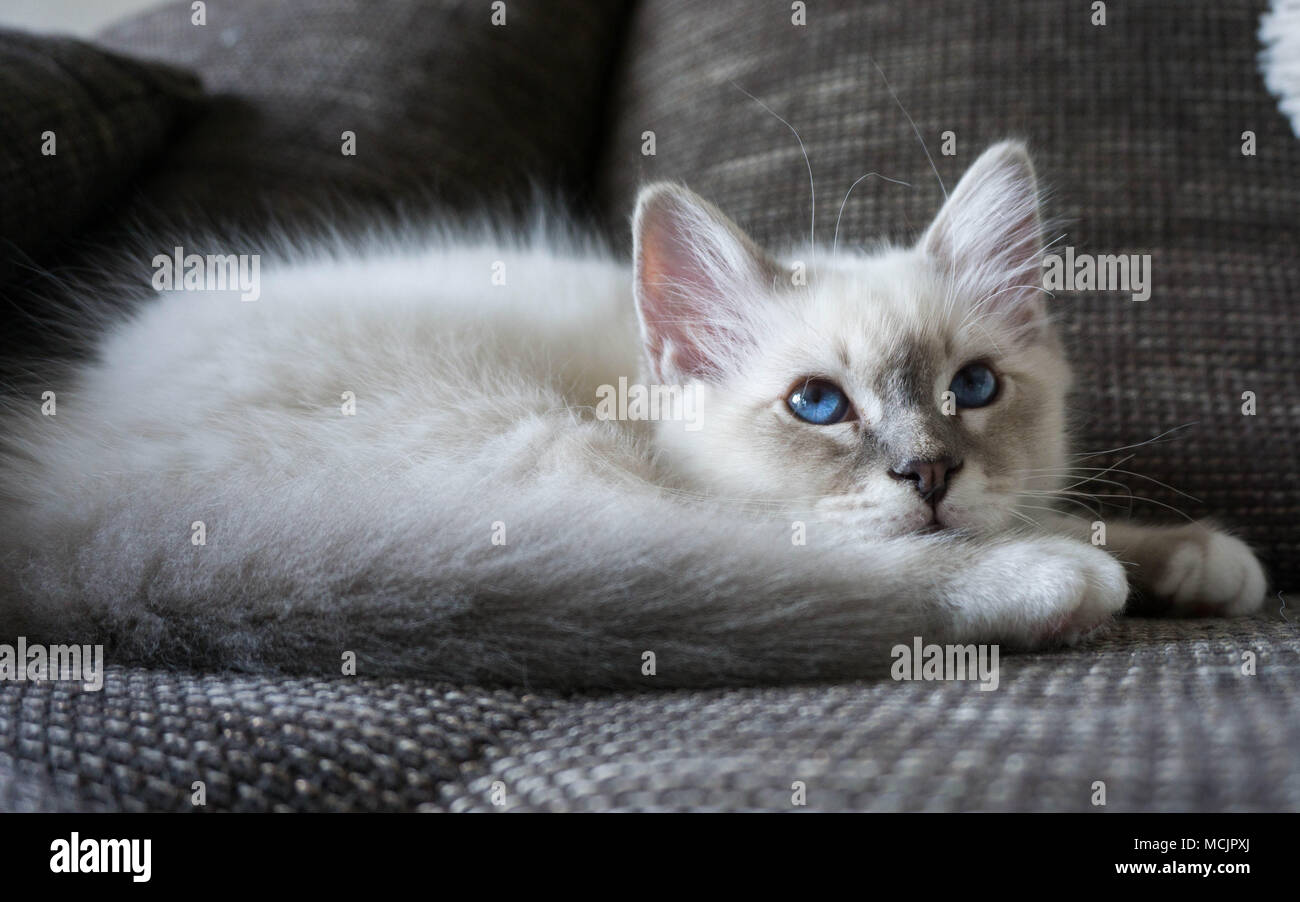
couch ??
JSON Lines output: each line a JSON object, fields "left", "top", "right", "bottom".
{"left": 1, "top": 0, "right": 1297, "bottom": 811}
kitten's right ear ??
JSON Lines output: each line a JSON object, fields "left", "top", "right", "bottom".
{"left": 633, "top": 183, "right": 777, "bottom": 382}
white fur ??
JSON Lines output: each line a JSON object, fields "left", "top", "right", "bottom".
{"left": 0, "top": 143, "right": 1266, "bottom": 688}
{"left": 1261, "top": 0, "right": 1300, "bottom": 137}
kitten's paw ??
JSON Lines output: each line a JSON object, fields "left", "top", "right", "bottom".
{"left": 1149, "top": 524, "right": 1267, "bottom": 616}
{"left": 953, "top": 536, "right": 1129, "bottom": 647}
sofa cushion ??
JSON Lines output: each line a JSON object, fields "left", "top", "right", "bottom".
{"left": 0, "top": 28, "right": 200, "bottom": 264}
{"left": 2, "top": 617, "right": 1296, "bottom": 811}
{"left": 94, "top": 0, "right": 634, "bottom": 237}
{"left": 596, "top": 0, "right": 1300, "bottom": 590}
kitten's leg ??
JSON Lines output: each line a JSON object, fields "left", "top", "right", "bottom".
{"left": 1037, "top": 514, "right": 1267, "bottom": 616}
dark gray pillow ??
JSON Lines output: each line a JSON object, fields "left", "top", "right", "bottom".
{"left": 597, "top": 0, "right": 1300, "bottom": 591}
{"left": 0, "top": 28, "right": 200, "bottom": 260}
{"left": 3, "top": 0, "right": 634, "bottom": 387}
{"left": 95, "top": 0, "right": 633, "bottom": 236}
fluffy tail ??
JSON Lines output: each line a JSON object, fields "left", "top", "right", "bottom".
{"left": 0, "top": 442, "right": 978, "bottom": 689}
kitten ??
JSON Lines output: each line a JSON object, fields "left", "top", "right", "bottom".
{"left": 0, "top": 141, "right": 1266, "bottom": 688}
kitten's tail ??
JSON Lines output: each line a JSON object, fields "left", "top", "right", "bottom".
{"left": 0, "top": 432, "right": 975, "bottom": 690}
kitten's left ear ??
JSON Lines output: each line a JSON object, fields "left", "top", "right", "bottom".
{"left": 921, "top": 141, "right": 1046, "bottom": 331}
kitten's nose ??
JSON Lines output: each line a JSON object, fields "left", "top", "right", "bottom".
{"left": 889, "top": 457, "right": 961, "bottom": 503}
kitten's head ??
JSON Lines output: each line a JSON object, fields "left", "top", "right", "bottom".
{"left": 632, "top": 141, "right": 1069, "bottom": 536}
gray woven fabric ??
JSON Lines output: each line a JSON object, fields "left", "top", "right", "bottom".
{"left": 94, "top": 0, "right": 633, "bottom": 235}
{"left": 2, "top": 616, "right": 1297, "bottom": 812}
{"left": 0, "top": 666, "right": 557, "bottom": 812}
{"left": 596, "top": 0, "right": 1300, "bottom": 591}
{"left": 0, "top": 28, "right": 200, "bottom": 260}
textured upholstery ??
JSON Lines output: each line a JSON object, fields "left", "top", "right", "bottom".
{"left": 93, "top": 0, "right": 633, "bottom": 235}
{"left": 0, "top": 29, "right": 200, "bottom": 263}
{"left": 2, "top": 617, "right": 1297, "bottom": 812}
{"left": 597, "top": 0, "right": 1300, "bottom": 591}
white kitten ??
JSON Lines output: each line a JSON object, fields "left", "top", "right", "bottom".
{"left": 0, "top": 142, "right": 1266, "bottom": 687}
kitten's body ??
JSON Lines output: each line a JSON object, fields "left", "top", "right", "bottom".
{"left": 0, "top": 143, "right": 1266, "bottom": 687}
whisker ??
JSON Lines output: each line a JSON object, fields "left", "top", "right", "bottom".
{"left": 1015, "top": 501, "right": 1091, "bottom": 523}
{"left": 1018, "top": 491, "right": 1102, "bottom": 520}
{"left": 1020, "top": 472, "right": 1132, "bottom": 494}
{"left": 1017, "top": 465, "right": 1201, "bottom": 504}
{"left": 730, "top": 81, "right": 817, "bottom": 265}
{"left": 1026, "top": 489, "right": 1196, "bottom": 523}
{"left": 1007, "top": 508, "right": 1042, "bottom": 529}
{"left": 1072, "top": 422, "right": 1197, "bottom": 460}
{"left": 869, "top": 59, "right": 946, "bottom": 200}
{"left": 1074, "top": 492, "right": 1195, "bottom": 521}
{"left": 1059, "top": 453, "right": 1139, "bottom": 514}
{"left": 832, "top": 171, "right": 911, "bottom": 255}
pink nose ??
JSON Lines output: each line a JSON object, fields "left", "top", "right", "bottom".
{"left": 889, "top": 458, "right": 961, "bottom": 503}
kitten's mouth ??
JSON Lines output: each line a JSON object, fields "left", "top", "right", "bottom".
{"left": 914, "top": 511, "right": 949, "bottom": 534}
{"left": 918, "top": 504, "right": 964, "bottom": 533}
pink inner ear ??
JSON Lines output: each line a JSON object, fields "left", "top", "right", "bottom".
{"left": 638, "top": 236, "right": 724, "bottom": 380}
{"left": 923, "top": 144, "right": 1046, "bottom": 331}
{"left": 634, "top": 188, "right": 773, "bottom": 382}
{"left": 980, "top": 209, "right": 1044, "bottom": 325}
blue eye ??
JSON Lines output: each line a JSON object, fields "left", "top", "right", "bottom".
{"left": 949, "top": 362, "right": 998, "bottom": 408}
{"left": 787, "top": 379, "right": 851, "bottom": 425}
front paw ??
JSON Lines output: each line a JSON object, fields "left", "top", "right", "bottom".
{"left": 1149, "top": 524, "right": 1267, "bottom": 616}
{"left": 952, "top": 536, "right": 1130, "bottom": 647}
